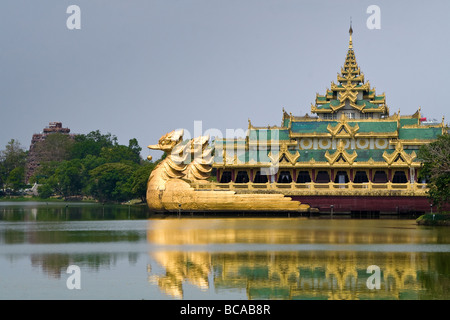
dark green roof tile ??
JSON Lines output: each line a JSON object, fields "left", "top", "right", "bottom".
{"left": 398, "top": 127, "right": 442, "bottom": 140}
{"left": 297, "top": 150, "right": 327, "bottom": 162}
{"left": 399, "top": 118, "right": 419, "bottom": 127}
{"left": 356, "top": 121, "right": 397, "bottom": 133}
{"left": 291, "top": 121, "right": 334, "bottom": 134}
{"left": 248, "top": 129, "right": 290, "bottom": 141}
{"left": 354, "top": 149, "right": 385, "bottom": 162}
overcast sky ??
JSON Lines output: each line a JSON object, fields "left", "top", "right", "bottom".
{"left": 1, "top": 0, "right": 449, "bottom": 159}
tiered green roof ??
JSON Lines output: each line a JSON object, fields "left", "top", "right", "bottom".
{"left": 311, "top": 26, "right": 388, "bottom": 115}
{"left": 212, "top": 27, "right": 447, "bottom": 168}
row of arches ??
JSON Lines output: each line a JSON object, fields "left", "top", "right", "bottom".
{"left": 219, "top": 169, "right": 410, "bottom": 184}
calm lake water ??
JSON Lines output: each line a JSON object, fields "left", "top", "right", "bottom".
{"left": 0, "top": 202, "right": 449, "bottom": 300}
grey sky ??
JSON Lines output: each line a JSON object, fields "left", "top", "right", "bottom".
{"left": 1, "top": 0, "right": 449, "bottom": 160}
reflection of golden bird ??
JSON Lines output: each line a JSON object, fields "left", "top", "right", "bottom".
{"left": 147, "top": 155, "right": 153, "bottom": 161}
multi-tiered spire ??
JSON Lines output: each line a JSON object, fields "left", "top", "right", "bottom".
{"left": 311, "top": 25, "right": 389, "bottom": 117}
{"left": 339, "top": 22, "right": 364, "bottom": 84}
{"left": 349, "top": 21, "right": 353, "bottom": 48}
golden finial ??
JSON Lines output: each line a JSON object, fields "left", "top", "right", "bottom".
{"left": 349, "top": 18, "right": 353, "bottom": 49}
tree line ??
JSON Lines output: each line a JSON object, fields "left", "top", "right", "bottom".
{"left": 0, "top": 131, "right": 155, "bottom": 203}
{"left": 417, "top": 133, "right": 450, "bottom": 212}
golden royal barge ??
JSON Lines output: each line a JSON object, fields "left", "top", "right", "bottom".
{"left": 146, "top": 26, "right": 447, "bottom": 215}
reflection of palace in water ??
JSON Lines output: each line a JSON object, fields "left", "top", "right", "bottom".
{"left": 10, "top": 215, "right": 448, "bottom": 299}
{"left": 148, "top": 250, "right": 426, "bottom": 300}
{"left": 146, "top": 219, "right": 448, "bottom": 300}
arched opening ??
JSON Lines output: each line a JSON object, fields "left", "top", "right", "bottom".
{"left": 277, "top": 171, "right": 292, "bottom": 183}
{"left": 334, "top": 171, "right": 349, "bottom": 183}
{"left": 253, "top": 171, "right": 268, "bottom": 183}
{"left": 316, "top": 171, "right": 330, "bottom": 183}
{"left": 220, "top": 171, "right": 232, "bottom": 183}
{"left": 373, "top": 170, "right": 388, "bottom": 183}
{"left": 296, "top": 171, "right": 311, "bottom": 183}
{"left": 353, "top": 171, "right": 369, "bottom": 183}
{"left": 235, "top": 171, "right": 249, "bottom": 183}
{"left": 392, "top": 171, "right": 407, "bottom": 183}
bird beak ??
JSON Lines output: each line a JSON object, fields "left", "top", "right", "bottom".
{"left": 147, "top": 144, "right": 161, "bottom": 150}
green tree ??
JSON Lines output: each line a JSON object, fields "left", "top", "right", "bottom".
{"left": 128, "top": 138, "right": 142, "bottom": 161}
{"left": 100, "top": 145, "right": 139, "bottom": 164}
{"left": 0, "top": 139, "right": 27, "bottom": 192}
{"left": 37, "top": 183, "right": 54, "bottom": 199}
{"left": 88, "top": 162, "right": 136, "bottom": 202}
{"left": 418, "top": 134, "right": 450, "bottom": 212}
{"left": 70, "top": 130, "right": 117, "bottom": 159}
{"left": 0, "top": 159, "right": 6, "bottom": 192}
{"left": 6, "top": 166, "right": 26, "bottom": 192}
{"left": 52, "top": 159, "right": 84, "bottom": 199}
{"left": 130, "top": 161, "right": 155, "bottom": 202}
{"left": 29, "top": 160, "right": 60, "bottom": 184}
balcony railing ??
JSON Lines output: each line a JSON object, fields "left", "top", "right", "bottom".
{"left": 192, "top": 181, "right": 428, "bottom": 195}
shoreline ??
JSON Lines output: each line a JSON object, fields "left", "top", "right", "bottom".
{"left": 416, "top": 213, "right": 450, "bottom": 226}
{"left": 0, "top": 196, "right": 146, "bottom": 206}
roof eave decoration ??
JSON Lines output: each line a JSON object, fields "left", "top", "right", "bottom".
{"left": 281, "top": 108, "right": 291, "bottom": 127}
{"left": 327, "top": 115, "right": 359, "bottom": 138}
{"left": 268, "top": 142, "right": 300, "bottom": 166}
{"left": 248, "top": 118, "right": 254, "bottom": 130}
{"left": 325, "top": 140, "right": 358, "bottom": 165}
{"left": 411, "top": 107, "right": 421, "bottom": 119}
{"left": 382, "top": 141, "right": 417, "bottom": 166}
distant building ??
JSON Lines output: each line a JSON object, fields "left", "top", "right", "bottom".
{"left": 25, "top": 122, "right": 75, "bottom": 183}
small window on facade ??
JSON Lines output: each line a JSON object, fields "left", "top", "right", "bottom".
{"left": 373, "top": 171, "right": 388, "bottom": 183}
{"left": 392, "top": 171, "right": 407, "bottom": 183}
{"left": 277, "top": 171, "right": 292, "bottom": 183}
{"left": 334, "top": 171, "right": 349, "bottom": 183}
{"left": 316, "top": 171, "right": 330, "bottom": 183}
{"left": 296, "top": 171, "right": 311, "bottom": 183}
{"left": 254, "top": 171, "right": 268, "bottom": 183}
{"left": 235, "top": 171, "right": 249, "bottom": 183}
{"left": 344, "top": 112, "right": 355, "bottom": 119}
{"left": 220, "top": 171, "right": 232, "bottom": 183}
{"left": 364, "top": 112, "right": 373, "bottom": 119}
{"left": 353, "top": 171, "right": 369, "bottom": 183}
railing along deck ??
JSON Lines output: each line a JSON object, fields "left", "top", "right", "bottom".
{"left": 191, "top": 181, "right": 428, "bottom": 195}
